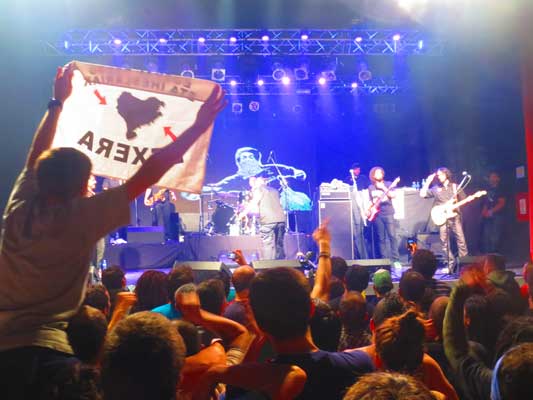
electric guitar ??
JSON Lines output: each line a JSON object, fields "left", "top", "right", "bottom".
{"left": 144, "top": 188, "right": 171, "bottom": 207}
{"left": 366, "top": 177, "right": 401, "bottom": 222}
{"left": 430, "top": 190, "right": 487, "bottom": 226}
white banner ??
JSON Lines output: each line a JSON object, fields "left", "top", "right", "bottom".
{"left": 53, "top": 61, "right": 219, "bottom": 193}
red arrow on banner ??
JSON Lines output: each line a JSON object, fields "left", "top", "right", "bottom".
{"left": 164, "top": 126, "right": 177, "bottom": 142}
{"left": 94, "top": 89, "right": 107, "bottom": 105}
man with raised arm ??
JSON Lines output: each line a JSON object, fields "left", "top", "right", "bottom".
{"left": 0, "top": 63, "right": 225, "bottom": 398}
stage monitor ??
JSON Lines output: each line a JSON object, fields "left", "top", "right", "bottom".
{"left": 346, "top": 258, "right": 392, "bottom": 276}
{"left": 173, "top": 261, "right": 232, "bottom": 284}
{"left": 251, "top": 260, "right": 302, "bottom": 270}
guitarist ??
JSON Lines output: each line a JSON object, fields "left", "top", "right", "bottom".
{"left": 420, "top": 167, "right": 468, "bottom": 272}
{"left": 144, "top": 187, "right": 177, "bottom": 241}
{"left": 368, "top": 167, "right": 400, "bottom": 262}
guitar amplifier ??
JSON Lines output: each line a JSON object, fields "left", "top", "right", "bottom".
{"left": 319, "top": 185, "right": 350, "bottom": 200}
{"left": 318, "top": 200, "right": 353, "bottom": 259}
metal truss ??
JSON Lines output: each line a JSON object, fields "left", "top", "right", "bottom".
{"left": 44, "top": 29, "right": 443, "bottom": 56}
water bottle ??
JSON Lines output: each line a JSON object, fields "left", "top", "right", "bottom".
{"left": 412, "top": 181, "right": 416, "bottom": 189}
{"left": 101, "top": 259, "right": 107, "bottom": 270}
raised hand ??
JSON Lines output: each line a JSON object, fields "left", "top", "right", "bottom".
{"left": 54, "top": 63, "right": 75, "bottom": 103}
{"left": 426, "top": 173, "right": 436, "bottom": 183}
{"left": 312, "top": 220, "right": 331, "bottom": 244}
{"left": 193, "top": 85, "right": 227, "bottom": 132}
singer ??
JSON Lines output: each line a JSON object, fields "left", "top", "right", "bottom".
{"left": 420, "top": 167, "right": 468, "bottom": 272}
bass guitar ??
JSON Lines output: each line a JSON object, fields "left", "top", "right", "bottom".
{"left": 366, "top": 177, "right": 401, "bottom": 222}
{"left": 430, "top": 190, "right": 487, "bottom": 226}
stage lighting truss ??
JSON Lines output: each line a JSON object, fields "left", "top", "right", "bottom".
{"left": 45, "top": 29, "right": 443, "bottom": 56}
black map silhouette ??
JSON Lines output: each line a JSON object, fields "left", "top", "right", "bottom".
{"left": 116, "top": 92, "right": 165, "bottom": 140}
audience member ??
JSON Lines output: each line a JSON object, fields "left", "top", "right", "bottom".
{"left": 84, "top": 284, "right": 111, "bottom": 319}
{"left": 197, "top": 278, "right": 227, "bottom": 315}
{"left": 338, "top": 291, "right": 371, "bottom": 351}
{"left": 399, "top": 270, "right": 427, "bottom": 311}
{"left": 130, "top": 270, "right": 168, "bottom": 314}
{"left": 224, "top": 265, "right": 256, "bottom": 327}
{"left": 309, "top": 298, "right": 342, "bottom": 351}
{"left": 152, "top": 264, "right": 194, "bottom": 320}
{"left": 101, "top": 265, "right": 128, "bottom": 315}
{"left": 372, "top": 268, "right": 394, "bottom": 299}
{"left": 412, "top": 249, "right": 451, "bottom": 313}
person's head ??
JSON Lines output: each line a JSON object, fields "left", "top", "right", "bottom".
{"left": 492, "top": 342, "right": 533, "bottom": 400}
{"left": 172, "top": 320, "right": 201, "bottom": 357}
{"left": 436, "top": 167, "right": 452, "bottom": 185}
{"left": 34, "top": 147, "right": 92, "bottom": 202}
{"left": 67, "top": 305, "right": 108, "bottom": 365}
{"left": 369, "top": 166, "right": 385, "bottom": 183}
{"left": 373, "top": 269, "right": 393, "bottom": 298}
{"left": 375, "top": 310, "right": 425, "bottom": 374}
{"left": 464, "top": 294, "right": 488, "bottom": 342}
{"left": 235, "top": 147, "right": 262, "bottom": 176}
{"left": 488, "top": 171, "right": 501, "bottom": 188}
{"left": 232, "top": 265, "right": 256, "bottom": 294}
{"left": 343, "top": 371, "right": 435, "bottom": 400}
{"left": 102, "top": 266, "right": 126, "bottom": 291}
{"left": 399, "top": 270, "right": 426, "bottom": 305}
{"left": 197, "top": 279, "right": 226, "bottom": 315}
{"left": 339, "top": 291, "right": 368, "bottom": 331}
{"left": 167, "top": 265, "right": 194, "bottom": 307}
{"left": 428, "top": 296, "right": 449, "bottom": 340}
{"left": 372, "top": 292, "right": 408, "bottom": 329}
{"left": 484, "top": 253, "right": 506, "bottom": 274}
{"left": 102, "top": 312, "right": 185, "bottom": 400}
{"left": 329, "top": 277, "right": 346, "bottom": 300}
{"left": 345, "top": 265, "right": 370, "bottom": 293}
{"left": 133, "top": 270, "right": 168, "bottom": 313}
{"left": 411, "top": 249, "right": 438, "bottom": 280}
{"left": 494, "top": 316, "right": 533, "bottom": 362}
{"left": 331, "top": 256, "right": 349, "bottom": 281}
{"left": 351, "top": 163, "right": 361, "bottom": 177}
{"left": 309, "top": 299, "right": 342, "bottom": 351}
{"left": 250, "top": 267, "right": 311, "bottom": 341}
{"left": 84, "top": 284, "right": 111, "bottom": 318}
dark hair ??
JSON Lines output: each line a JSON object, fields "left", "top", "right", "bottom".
{"left": 373, "top": 293, "right": 407, "bottom": 328}
{"left": 250, "top": 267, "right": 311, "bottom": 341}
{"left": 67, "top": 305, "right": 107, "bottom": 364}
{"left": 399, "top": 270, "right": 426, "bottom": 304}
{"left": 172, "top": 320, "right": 201, "bottom": 357}
{"left": 231, "top": 265, "right": 256, "bottom": 293}
{"left": 102, "top": 312, "right": 185, "bottom": 400}
{"left": 411, "top": 249, "right": 438, "bottom": 280}
{"left": 331, "top": 256, "right": 349, "bottom": 280}
{"left": 309, "top": 299, "right": 341, "bottom": 351}
{"left": 132, "top": 270, "right": 168, "bottom": 313}
{"left": 464, "top": 294, "right": 489, "bottom": 346}
{"left": 343, "top": 371, "right": 435, "bottom": 400}
{"left": 428, "top": 296, "right": 449, "bottom": 340}
{"left": 339, "top": 291, "right": 367, "bottom": 331}
{"left": 84, "top": 284, "right": 110, "bottom": 316}
{"left": 497, "top": 343, "right": 533, "bottom": 400}
{"left": 436, "top": 167, "right": 452, "bottom": 183}
{"left": 102, "top": 266, "right": 126, "bottom": 290}
{"left": 345, "top": 265, "right": 370, "bottom": 292}
{"left": 369, "top": 166, "right": 384, "bottom": 183}
{"left": 494, "top": 316, "right": 533, "bottom": 363}
{"left": 329, "top": 277, "right": 346, "bottom": 300}
{"left": 197, "top": 279, "right": 226, "bottom": 315}
{"left": 35, "top": 147, "right": 92, "bottom": 201}
{"left": 167, "top": 265, "right": 194, "bottom": 306}
{"left": 375, "top": 310, "right": 425, "bottom": 374}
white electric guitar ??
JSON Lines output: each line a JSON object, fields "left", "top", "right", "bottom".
{"left": 431, "top": 190, "right": 487, "bottom": 226}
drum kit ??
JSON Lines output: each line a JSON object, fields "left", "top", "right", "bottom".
{"left": 202, "top": 191, "right": 260, "bottom": 236}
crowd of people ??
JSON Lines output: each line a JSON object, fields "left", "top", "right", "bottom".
{"left": 1, "top": 65, "right": 533, "bottom": 400}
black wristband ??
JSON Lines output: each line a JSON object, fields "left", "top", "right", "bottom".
{"left": 48, "top": 98, "right": 63, "bottom": 110}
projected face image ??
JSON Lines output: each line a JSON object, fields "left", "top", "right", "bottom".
{"left": 237, "top": 151, "right": 262, "bottom": 177}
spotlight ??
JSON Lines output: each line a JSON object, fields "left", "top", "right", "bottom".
{"left": 230, "top": 80, "right": 237, "bottom": 87}
{"left": 249, "top": 101, "right": 260, "bottom": 112}
{"left": 418, "top": 40, "right": 424, "bottom": 50}
{"left": 257, "top": 79, "right": 265, "bottom": 86}
{"left": 301, "top": 34, "right": 309, "bottom": 41}
{"left": 211, "top": 68, "right": 226, "bottom": 82}
{"left": 261, "top": 35, "right": 270, "bottom": 42}
{"left": 113, "top": 38, "right": 122, "bottom": 46}
{"left": 358, "top": 70, "right": 372, "bottom": 81}
{"left": 281, "top": 76, "right": 291, "bottom": 85}
{"left": 322, "top": 70, "right": 337, "bottom": 81}
{"left": 292, "top": 104, "right": 303, "bottom": 113}
{"left": 198, "top": 37, "right": 206, "bottom": 43}
{"left": 229, "top": 36, "right": 237, "bottom": 43}
{"left": 180, "top": 70, "right": 195, "bottom": 78}
{"left": 158, "top": 38, "right": 168, "bottom": 44}
{"left": 294, "top": 67, "right": 309, "bottom": 81}
{"left": 393, "top": 34, "right": 401, "bottom": 41}
{"left": 272, "top": 68, "right": 286, "bottom": 81}
{"left": 63, "top": 40, "right": 70, "bottom": 49}
{"left": 351, "top": 82, "right": 358, "bottom": 89}
{"left": 318, "top": 77, "right": 327, "bottom": 85}
{"left": 355, "top": 36, "right": 363, "bottom": 43}
{"left": 231, "top": 102, "right": 243, "bottom": 114}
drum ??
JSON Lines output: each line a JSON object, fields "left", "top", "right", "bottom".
{"left": 211, "top": 202, "right": 235, "bottom": 234}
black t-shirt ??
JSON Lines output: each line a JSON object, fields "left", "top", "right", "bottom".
{"left": 484, "top": 185, "right": 506, "bottom": 216}
{"left": 273, "top": 350, "right": 374, "bottom": 400}
{"left": 368, "top": 181, "right": 395, "bottom": 216}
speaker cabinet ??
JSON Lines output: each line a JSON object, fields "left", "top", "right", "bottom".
{"left": 318, "top": 200, "right": 353, "bottom": 259}
{"left": 173, "top": 261, "right": 232, "bottom": 283}
{"left": 127, "top": 226, "right": 165, "bottom": 243}
{"left": 251, "top": 260, "right": 302, "bottom": 270}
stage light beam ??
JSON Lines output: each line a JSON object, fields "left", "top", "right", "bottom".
{"left": 281, "top": 76, "right": 291, "bottom": 85}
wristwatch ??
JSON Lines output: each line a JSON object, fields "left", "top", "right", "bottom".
{"left": 47, "top": 98, "right": 63, "bottom": 110}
